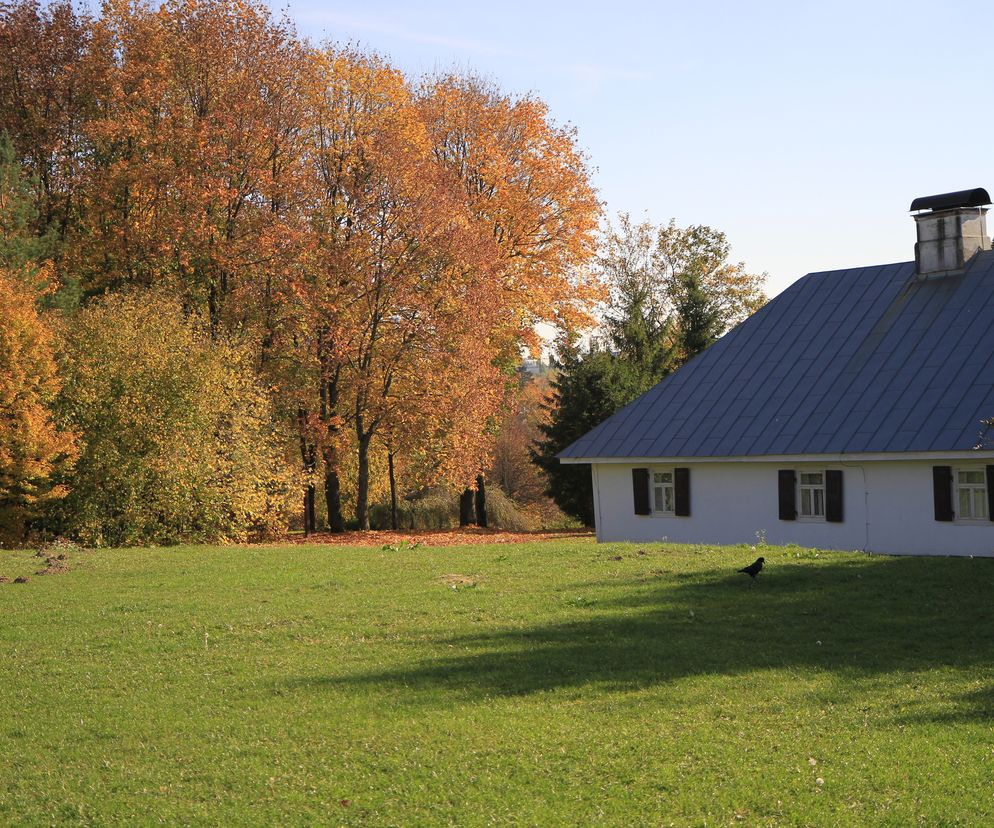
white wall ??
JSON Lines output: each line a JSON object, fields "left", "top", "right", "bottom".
{"left": 591, "top": 460, "right": 994, "bottom": 557}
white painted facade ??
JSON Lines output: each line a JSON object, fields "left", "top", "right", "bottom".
{"left": 585, "top": 455, "right": 994, "bottom": 556}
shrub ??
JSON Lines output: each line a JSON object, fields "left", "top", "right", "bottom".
{"left": 49, "top": 291, "right": 299, "bottom": 546}
{"left": 367, "top": 485, "right": 574, "bottom": 533}
{"left": 482, "top": 486, "right": 540, "bottom": 532}
{"left": 369, "top": 489, "right": 460, "bottom": 531}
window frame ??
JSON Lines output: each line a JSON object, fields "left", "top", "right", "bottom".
{"left": 649, "top": 467, "right": 676, "bottom": 517}
{"left": 953, "top": 466, "right": 989, "bottom": 523}
{"left": 797, "top": 469, "right": 827, "bottom": 522}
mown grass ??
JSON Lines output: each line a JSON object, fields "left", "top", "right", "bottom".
{"left": 2, "top": 540, "right": 993, "bottom": 826}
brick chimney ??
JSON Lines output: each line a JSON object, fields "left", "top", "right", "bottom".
{"left": 910, "top": 188, "right": 991, "bottom": 277}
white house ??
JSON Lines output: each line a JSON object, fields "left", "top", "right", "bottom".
{"left": 559, "top": 188, "right": 994, "bottom": 556}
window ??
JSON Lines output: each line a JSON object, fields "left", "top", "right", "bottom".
{"left": 780, "top": 469, "right": 843, "bottom": 522}
{"left": 652, "top": 470, "right": 675, "bottom": 515}
{"left": 634, "top": 467, "right": 690, "bottom": 517}
{"left": 798, "top": 471, "right": 825, "bottom": 519}
{"left": 955, "top": 469, "right": 988, "bottom": 521}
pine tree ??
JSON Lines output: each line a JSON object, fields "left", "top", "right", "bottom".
{"left": 673, "top": 268, "right": 723, "bottom": 361}
{"left": 532, "top": 339, "right": 646, "bottom": 525}
{"left": 0, "top": 132, "right": 53, "bottom": 276}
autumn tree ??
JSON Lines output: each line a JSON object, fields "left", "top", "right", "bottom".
{"left": 301, "top": 52, "right": 535, "bottom": 531}
{"left": 1, "top": 3, "right": 605, "bottom": 535}
{"left": 417, "top": 73, "right": 602, "bottom": 517}
{"left": 491, "top": 372, "right": 555, "bottom": 506}
{"left": 61, "top": 0, "right": 320, "bottom": 529}
{"left": 69, "top": 0, "right": 313, "bottom": 325}
{"left": 0, "top": 269, "right": 77, "bottom": 543}
{"left": 298, "top": 48, "right": 436, "bottom": 532}
{"left": 0, "top": 0, "right": 92, "bottom": 241}
{"left": 419, "top": 74, "right": 602, "bottom": 333}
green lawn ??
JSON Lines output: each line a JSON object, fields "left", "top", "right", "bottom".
{"left": 2, "top": 540, "right": 993, "bottom": 826}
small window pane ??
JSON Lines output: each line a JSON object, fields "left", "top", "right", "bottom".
{"left": 653, "top": 473, "right": 664, "bottom": 484}
{"left": 976, "top": 490, "right": 988, "bottom": 519}
{"left": 801, "top": 489, "right": 812, "bottom": 515}
{"left": 959, "top": 488, "right": 972, "bottom": 517}
{"left": 654, "top": 487, "right": 665, "bottom": 512}
{"left": 959, "top": 471, "right": 984, "bottom": 485}
{"left": 660, "top": 472, "right": 673, "bottom": 483}
{"left": 664, "top": 488, "right": 674, "bottom": 512}
{"left": 801, "top": 473, "right": 823, "bottom": 485}
{"left": 813, "top": 489, "right": 824, "bottom": 516}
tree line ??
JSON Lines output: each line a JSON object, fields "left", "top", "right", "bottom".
{"left": 0, "top": 0, "right": 603, "bottom": 544}
{"left": 0, "top": 0, "right": 765, "bottom": 546}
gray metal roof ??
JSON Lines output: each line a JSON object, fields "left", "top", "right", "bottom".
{"left": 560, "top": 250, "right": 994, "bottom": 460}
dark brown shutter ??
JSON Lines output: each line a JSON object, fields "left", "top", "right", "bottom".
{"left": 632, "top": 468, "right": 651, "bottom": 515}
{"left": 674, "top": 467, "right": 690, "bottom": 516}
{"left": 778, "top": 470, "right": 796, "bottom": 520}
{"left": 933, "top": 466, "right": 953, "bottom": 522}
{"left": 825, "top": 470, "right": 843, "bottom": 523}
{"left": 987, "top": 466, "right": 994, "bottom": 522}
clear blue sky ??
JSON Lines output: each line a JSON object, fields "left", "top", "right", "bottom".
{"left": 278, "top": 0, "right": 993, "bottom": 297}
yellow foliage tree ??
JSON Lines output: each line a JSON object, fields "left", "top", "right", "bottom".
{"left": 52, "top": 291, "right": 299, "bottom": 546}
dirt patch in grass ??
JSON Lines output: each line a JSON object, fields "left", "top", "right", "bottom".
{"left": 274, "top": 528, "right": 594, "bottom": 548}
{"left": 35, "top": 556, "right": 71, "bottom": 576}
{"left": 2, "top": 538, "right": 83, "bottom": 584}
{"left": 438, "top": 573, "right": 479, "bottom": 588}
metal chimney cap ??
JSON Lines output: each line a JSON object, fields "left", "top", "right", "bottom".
{"left": 910, "top": 188, "right": 991, "bottom": 213}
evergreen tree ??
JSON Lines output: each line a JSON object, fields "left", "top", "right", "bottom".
{"left": 605, "top": 274, "right": 677, "bottom": 393}
{"left": 0, "top": 131, "right": 78, "bottom": 307}
{"left": 533, "top": 341, "right": 642, "bottom": 525}
{"left": 672, "top": 267, "right": 723, "bottom": 361}
{"left": 532, "top": 300, "right": 673, "bottom": 525}
{"left": 0, "top": 131, "right": 54, "bottom": 275}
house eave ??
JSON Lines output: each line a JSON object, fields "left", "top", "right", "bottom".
{"left": 559, "top": 450, "right": 994, "bottom": 465}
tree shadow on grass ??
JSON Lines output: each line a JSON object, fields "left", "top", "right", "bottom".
{"left": 279, "top": 555, "right": 994, "bottom": 721}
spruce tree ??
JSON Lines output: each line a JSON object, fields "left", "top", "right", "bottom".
{"left": 673, "top": 268, "right": 723, "bottom": 361}
{"left": 532, "top": 342, "right": 641, "bottom": 525}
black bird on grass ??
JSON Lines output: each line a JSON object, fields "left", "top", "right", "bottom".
{"left": 737, "top": 557, "right": 765, "bottom": 578}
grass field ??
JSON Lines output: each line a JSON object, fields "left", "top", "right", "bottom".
{"left": 2, "top": 539, "right": 994, "bottom": 826}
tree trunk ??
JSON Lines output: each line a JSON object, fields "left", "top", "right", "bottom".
{"left": 322, "top": 448, "right": 345, "bottom": 533}
{"left": 475, "top": 474, "right": 488, "bottom": 528}
{"left": 459, "top": 488, "right": 475, "bottom": 526}
{"left": 388, "top": 450, "right": 399, "bottom": 530}
{"left": 303, "top": 484, "right": 316, "bottom": 535}
{"left": 318, "top": 368, "right": 345, "bottom": 532}
{"left": 356, "top": 430, "right": 371, "bottom": 531}
{"left": 298, "top": 408, "right": 318, "bottom": 536}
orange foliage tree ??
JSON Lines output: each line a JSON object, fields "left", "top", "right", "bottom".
{"left": 298, "top": 50, "right": 512, "bottom": 530}
{"left": 0, "top": 269, "right": 77, "bottom": 542}
{"left": 417, "top": 74, "right": 603, "bottom": 518}
{"left": 0, "top": 0, "right": 92, "bottom": 241}
{"left": 70, "top": 0, "right": 313, "bottom": 328}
